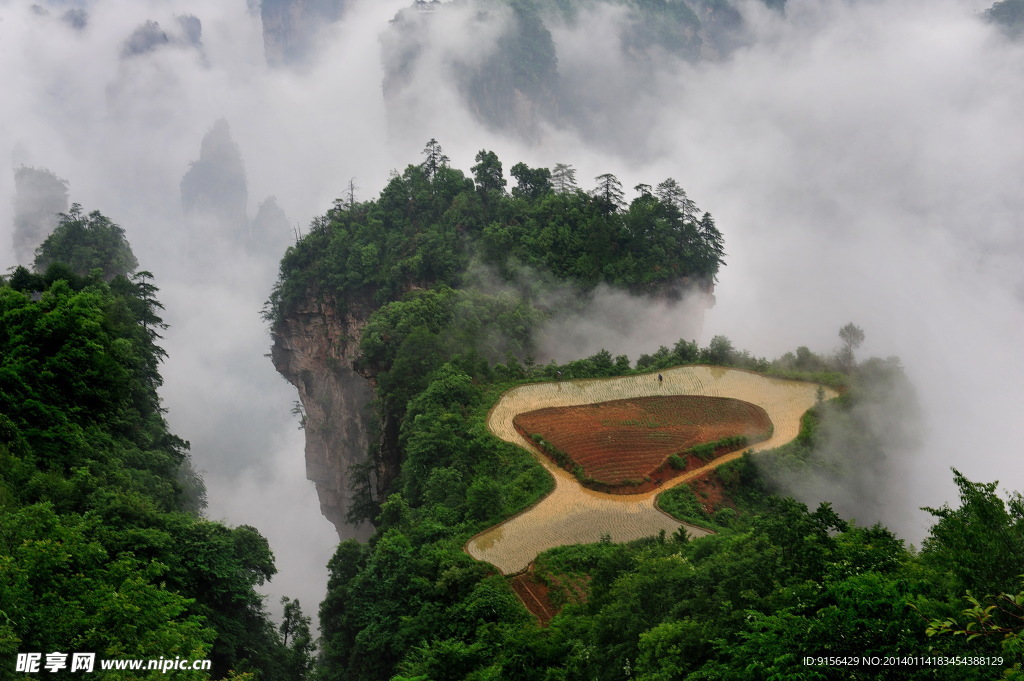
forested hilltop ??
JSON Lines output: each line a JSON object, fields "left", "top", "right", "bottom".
{"left": 0, "top": 209, "right": 311, "bottom": 680}
{"left": 266, "top": 142, "right": 724, "bottom": 535}
{"left": 269, "top": 140, "right": 724, "bottom": 318}
{"left": 268, "top": 145, "right": 1024, "bottom": 679}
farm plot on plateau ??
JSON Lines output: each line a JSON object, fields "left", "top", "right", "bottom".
{"left": 465, "top": 366, "right": 837, "bottom": 575}
{"left": 514, "top": 396, "right": 771, "bottom": 491}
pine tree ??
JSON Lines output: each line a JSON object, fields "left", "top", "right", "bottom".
{"left": 592, "top": 173, "right": 624, "bottom": 212}
{"left": 420, "top": 138, "right": 450, "bottom": 180}
{"left": 551, "top": 163, "right": 578, "bottom": 193}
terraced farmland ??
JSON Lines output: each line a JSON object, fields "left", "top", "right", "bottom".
{"left": 514, "top": 396, "right": 771, "bottom": 488}
{"left": 465, "top": 366, "right": 837, "bottom": 575}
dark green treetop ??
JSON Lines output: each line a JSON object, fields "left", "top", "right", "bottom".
{"left": 267, "top": 143, "right": 725, "bottom": 325}
{"left": 34, "top": 203, "right": 138, "bottom": 281}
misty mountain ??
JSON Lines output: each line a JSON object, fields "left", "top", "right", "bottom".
{"left": 383, "top": 1, "right": 559, "bottom": 140}
{"left": 121, "top": 16, "right": 203, "bottom": 58}
{"left": 180, "top": 119, "right": 249, "bottom": 247}
{"left": 253, "top": 196, "right": 293, "bottom": 252}
{"left": 122, "top": 20, "right": 170, "bottom": 57}
{"left": 380, "top": 0, "right": 762, "bottom": 142}
{"left": 258, "top": 0, "right": 349, "bottom": 67}
{"left": 178, "top": 119, "right": 296, "bottom": 259}
{"left": 986, "top": 0, "right": 1024, "bottom": 36}
{"left": 12, "top": 166, "right": 69, "bottom": 266}
{"left": 62, "top": 8, "right": 87, "bottom": 29}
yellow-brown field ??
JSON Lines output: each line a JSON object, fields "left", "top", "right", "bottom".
{"left": 465, "top": 366, "right": 837, "bottom": 574}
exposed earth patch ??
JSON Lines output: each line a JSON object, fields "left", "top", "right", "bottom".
{"left": 514, "top": 395, "right": 771, "bottom": 493}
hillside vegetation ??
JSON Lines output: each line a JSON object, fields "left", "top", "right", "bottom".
{"left": 1, "top": 210, "right": 311, "bottom": 680}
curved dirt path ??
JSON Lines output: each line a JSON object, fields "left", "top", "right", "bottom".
{"left": 466, "top": 366, "right": 837, "bottom": 574}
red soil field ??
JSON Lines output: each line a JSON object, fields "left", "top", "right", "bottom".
{"left": 509, "top": 573, "right": 557, "bottom": 625}
{"left": 509, "top": 568, "right": 588, "bottom": 626}
{"left": 686, "top": 468, "right": 734, "bottom": 516}
{"left": 513, "top": 396, "right": 771, "bottom": 493}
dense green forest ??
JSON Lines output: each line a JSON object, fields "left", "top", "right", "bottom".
{"left": 268, "top": 145, "right": 1023, "bottom": 679}
{"left": 1, "top": 208, "right": 311, "bottom": 679}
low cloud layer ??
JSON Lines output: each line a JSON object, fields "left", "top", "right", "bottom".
{"left": 666, "top": 0, "right": 1024, "bottom": 538}
{"left": 534, "top": 283, "right": 712, "bottom": 363}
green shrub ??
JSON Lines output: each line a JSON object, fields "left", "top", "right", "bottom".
{"left": 532, "top": 435, "right": 574, "bottom": 470}
{"left": 686, "top": 435, "right": 748, "bottom": 462}
{"left": 656, "top": 484, "right": 714, "bottom": 526}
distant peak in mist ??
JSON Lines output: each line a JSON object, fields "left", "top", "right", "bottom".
{"left": 182, "top": 120, "right": 247, "bottom": 212}
{"left": 176, "top": 119, "right": 292, "bottom": 259}
{"left": 62, "top": 8, "right": 87, "bottom": 30}
{"left": 26, "top": 3, "right": 88, "bottom": 30}
{"left": 121, "top": 16, "right": 203, "bottom": 58}
{"left": 985, "top": 0, "right": 1024, "bottom": 37}
{"left": 259, "top": 0, "right": 349, "bottom": 67}
{"left": 12, "top": 166, "right": 69, "bottom": 267}
{"left": 378, "top": 0, "right": 773, "bottom": 148}
{"left": 122, "top": 21, "right": 170, "bottom": 57}
{"left": 177, "top": 15, "right": 203, "bottom": 47}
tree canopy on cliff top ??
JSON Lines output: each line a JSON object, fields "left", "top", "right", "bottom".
{"left": 266, "top": 141, "right": 724, "bottom": 324}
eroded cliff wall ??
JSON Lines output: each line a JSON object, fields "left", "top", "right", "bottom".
{"left": 271, "top": 294, "right": 375, "bottom": 540}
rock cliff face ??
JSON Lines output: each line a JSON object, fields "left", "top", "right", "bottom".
{"left": 270, "top": 293, "right": 376, "bottom": 540}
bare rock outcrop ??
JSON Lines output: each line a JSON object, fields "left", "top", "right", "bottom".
{"left": 271, "top": 293, "right": 375, "bottom": 540}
